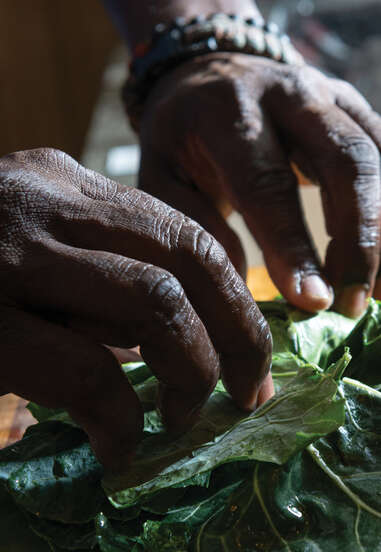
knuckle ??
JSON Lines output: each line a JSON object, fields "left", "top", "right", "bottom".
{"left": 248, "top": 165, "right": 297, "bottom": 201}
{"left": 258, "top": 316, "right": 273, "bottom": 365}
{"left": 334, "top": 136, "right": 380, "bottom": 181}
{"left": 339, "top": 136, "right": 379, "bottom": 166}
{"left": 191, "top": 228, "right": 233, "bottom": 280}
{"left": 139, "top": 265, "right": 186, "bottom": 314}
{"left": 174, "top": 221, "right": 231, "bottom": 277}
{"left": 271, "top": 64, "right": 328, "bottom": 106}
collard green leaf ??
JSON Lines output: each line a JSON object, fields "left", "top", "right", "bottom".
{"left": 141, "top": 521, "right": 191, "bottom": 552}
{"left": 121, "top": 362, "right": 152, "bottom": 386}
{"left": 194, "top": 378, "right": 381, "bottom": 551}
{"left": 104, "top": 386, "right": 248, "bottom": 499}
{"left": 0, "top": 421, "right": 105, "bottom": 524}
{"left": 0, "top": 487, "right": 51, "bottom": 552}
{"left": 258, "top": 300, "right": 356, "bottom": 368}
{"left": 27, "top": 403, "right": 66, "bottom": 424}
{"left": 2, "top": 303, "right": 380, "bottom": 552}
{"left": 291, "top": 309, "right": 355, "bottom": 367}
{"left": 271, "top": 353, "right": 304, "bottom": 393}
{"left": 95, "top": 513, "right": 143, "bottom": 551}
{"left": 106, "top": 354, "right": 349, "bottom": 508}
{"left": 328, "top": 298, "right": 381, "bottom": 386}
{"left": 26, "top": 513, "right": 96, "bottom": 550}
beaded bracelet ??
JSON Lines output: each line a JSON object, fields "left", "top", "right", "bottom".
{"left": 123, "top": 13, "right": 304, "bottom": 131}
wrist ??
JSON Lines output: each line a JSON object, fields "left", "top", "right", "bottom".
{"left": 103, "top": 0, "right": 262, "bottom": 50}
{"left": 123, "top": 13, "right": 303, "bottom": 132}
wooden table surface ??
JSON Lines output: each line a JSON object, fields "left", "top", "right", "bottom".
{"left": 0, "top": 266, "right": 278, "bottom": 449}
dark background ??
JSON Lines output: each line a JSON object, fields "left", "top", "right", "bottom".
{"left": 0, "top": 0, "right": 118, "bottom": 159}
{"left": 1, "top": 0, "right": 381, "bottom": 161}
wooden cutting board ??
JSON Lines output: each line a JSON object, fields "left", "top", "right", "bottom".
{"left": 0, "top": 266, "right": 278, "bottom": 449}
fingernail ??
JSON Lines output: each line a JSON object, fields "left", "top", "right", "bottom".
{"left": 301, "top": 275, "right": 334, "bottom": 310}
{"left": 335, "top": 284, "right": 369, "bottom": 319}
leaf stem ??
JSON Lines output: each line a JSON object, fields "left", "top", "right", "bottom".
{"left": 307, "top": 444, "right": 381, "bottom": 519}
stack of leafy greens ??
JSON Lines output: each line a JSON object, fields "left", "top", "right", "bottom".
{"left": 1, "top": 299, "right": 381, "bottom": 551}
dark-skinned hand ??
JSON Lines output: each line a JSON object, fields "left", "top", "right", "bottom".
{"left": 138, "top": 53, "right": 381, "bottom": 318}
{"left": 0, "top": 148, "right": 272, "bottom": 470}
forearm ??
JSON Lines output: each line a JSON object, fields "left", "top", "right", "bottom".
{"left": 103, "top": 0, "right": 263, "bottom": 49}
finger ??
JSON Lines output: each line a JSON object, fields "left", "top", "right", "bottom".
{"left": 138, "top": 160, "right": 270, "bottom": 410}
{"left": 269, "top": 99, "right": 381, "bottom": 317}
{"left": 10, "top": 241, "right": 219, "bottom": 429}
{"left": 138, "top": 154, "right": 247, "bottom": 279}
{"left": 332, "top": 79, "right": 381, "bottom": 303}
{"left": 138, "top": 77, "right": 332, "bottom": 312}
{"left": 0, "top": 304, "right": 142, "bottom": 472}
{"left": 107, "top": 346, "right": 141, "bottom": 364}
{"left": 26, "top": 170, "right": 272, "bottom": 411}
{"left": 192, "top": 105, "right": 333, "bottom": 313}
{"left": 256, "top": 372, "right": 274, "bottom": 406}
{"left": 332, "top": 78, "right": 381, "bottom": 150}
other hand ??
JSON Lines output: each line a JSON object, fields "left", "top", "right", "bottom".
{"left": 138, "top": 53, "right": 381, "bottom": 318}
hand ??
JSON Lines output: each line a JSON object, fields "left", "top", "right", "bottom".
{"left": 0, "top": 148, "right": 272, "bottom": 470}
{"left": 138, "top": 53, "right": 381, "bottom": 318}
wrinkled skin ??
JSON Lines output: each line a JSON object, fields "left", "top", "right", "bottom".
{"left": 0, "top": 148, "right": 272, "bottom": 470}
{"left": 139, "top": 53, "right": 381, "bottom": 318}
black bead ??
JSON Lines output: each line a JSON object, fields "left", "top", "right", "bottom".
{"left": 153, "top": 23, "right": 166, "bottom": 35}
{"left": 173, "top": 16, "right": 186, "bottom": 27}
{"left": 264, "top": 22, "right": 279, "bottom": 34}
{"left": 227, "top": 13, "right": 237, "bottom": 20}
{"left": 245, "top": 17, "right": 256, "bottom": 25}
{"left": 189, "top": 15, "right": 204, "bottom": 25}
{"left": 170, "top": 28, "right": 182, "bottom": 40}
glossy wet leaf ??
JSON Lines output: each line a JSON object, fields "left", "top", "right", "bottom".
{"left": 194, "top": 378, "right": 381, "bottom": 551}
{"left": 1, "top": 303, "right": 381, "bottom": 551}
{"left": 106, "top": 355, "right": 348, "bottom": 508}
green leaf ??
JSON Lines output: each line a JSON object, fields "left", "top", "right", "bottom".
{"left": 27, "top": 403, "right": 66, "bottom": 424}
{"left": 106, "top": 354, "right": 348, "bottom": 508}
{"left": 0, "top": 487, "right": 50, "bottom": 552}
{"left": 0, "top": 421, "right": 105, "bottom": 524}
{"left": 271, "top": 352, "right": 305, "bottom": 392}
{"left": 328, "top": 298, "right": 381, "bottom": 386}
{"left": 259, "top": 300, "right": 356, "bottom": 368}
{"left": 95, "top": 513, "right": 143, "bottom": 551}
{"left": 26, "top": 513, "right": 97, "bottom": 551}
{"left": 121, "top": 362, "right": 152, "bottom": 386}
{"left": 141, "top": 520, "right": 192, "bottom": 552}
{"left": 194, "top": 378, "right": 381, "bottom": 551}
{"left": 2, "top": 308, "right": 380, "bottom": 551}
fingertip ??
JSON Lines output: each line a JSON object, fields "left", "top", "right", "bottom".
{"left": 300, "top": 274, "right": 334, "bottom": 312}
{"left": 334, "top": 284, "right": 369, "bottom": 319}
{"left": 256, "top": 373, "right": 275, "bottom": 406}
{"left": 222, "top": 374, "right": 259, "bottom": 412}
{"left": 69, "top": 377, "right": 144, "bottom": 471}
{"left": 158, "top": 384, "right": 211, "bottom": 434}
{"left": 281, "top": 272, "right": 334, "bottom": 313}
{"left": 227, "top": 373, "right": 275, "bottom": 412}
{"left": 89, "top": 434, "right": 136, "bottom": 474}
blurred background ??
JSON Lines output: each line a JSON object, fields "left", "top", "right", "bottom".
{"left": 2, "top": 0, "right": 381, "bottom": 267}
